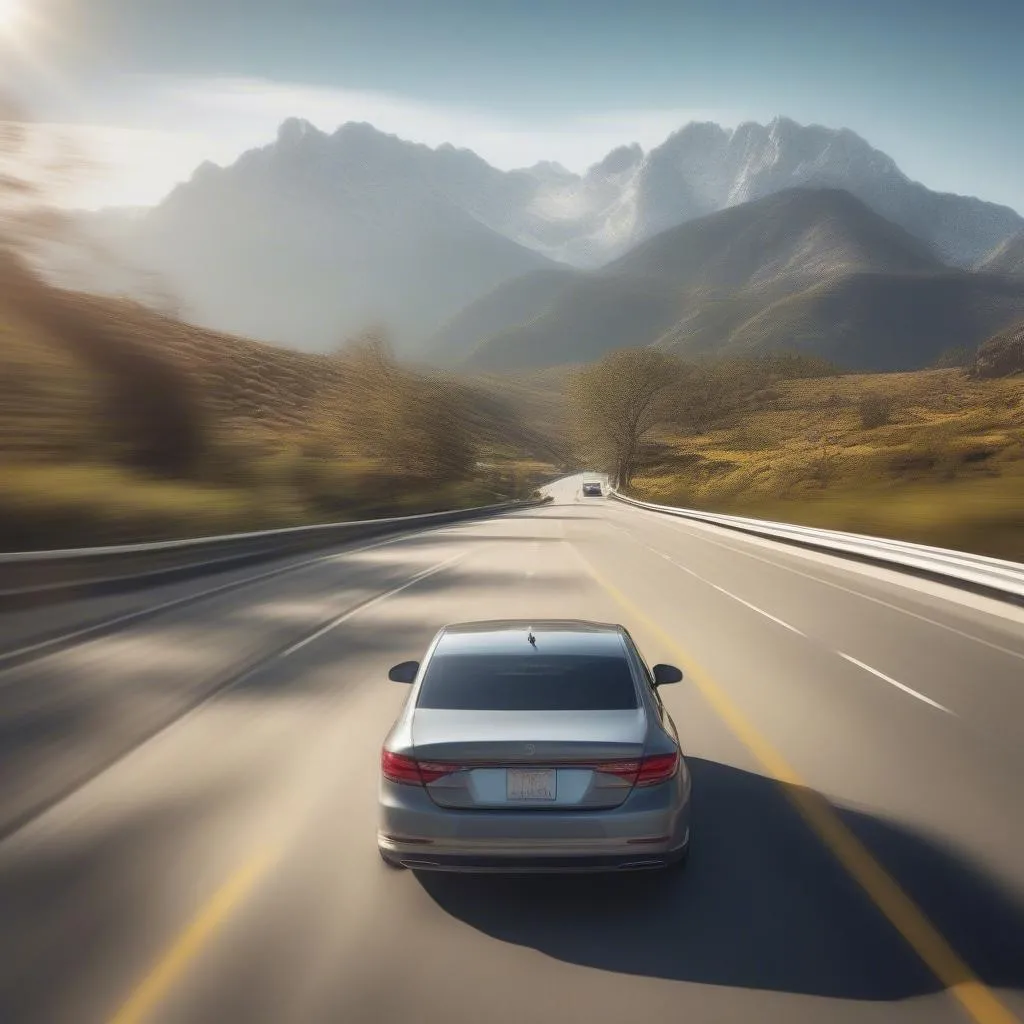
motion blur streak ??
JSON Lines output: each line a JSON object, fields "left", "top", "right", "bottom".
{"left": 577, "top": 552, "right": 1020, "bottom": 1024}
{"left": 1, "top": 476, "right": 1023, "bottom": 1024}
{"left": 107, "top": 848, "right": 278, "bottom": 1024}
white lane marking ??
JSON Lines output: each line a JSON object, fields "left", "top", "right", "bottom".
{"left": 717, "top": 592, "right": 807, "bottom": 636}
{"left": 838, "top": 653, "right": 955, "bottom": 715}
{"left": 280, "top": 552, "right": 465, "bottom": 657}
{"left": 0, "top": 524, "right": 469, "bottom": 676}
{"left": 615, "top": 508, "right": 960, "bottom": 715}
{"left": 638, "top": 541, "right": 807, "bottom": 637}
{"left": 610, "top": 505, "right": 1024, "bottom": 664}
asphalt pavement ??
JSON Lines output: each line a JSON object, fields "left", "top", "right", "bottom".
{"left": 1, "top": 474, "right": 1023, "bottom": 1024}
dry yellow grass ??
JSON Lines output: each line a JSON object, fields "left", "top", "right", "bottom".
{"left": 25, "top": 290, "right": 345, "bottom": 437}
{"left": 632, "top": 370, "right": 1024, "bottom": 559}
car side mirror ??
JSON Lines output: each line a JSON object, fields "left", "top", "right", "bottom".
{"left": 388, "top": 661, "right": 419, "bottom": 684}
{"left": 652, "top": 663, "right": 683, "bottom": 686}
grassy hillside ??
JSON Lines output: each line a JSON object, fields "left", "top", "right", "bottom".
{"left": 977, "top": 231, "right": 1024, "bottom": 275}
{"left": 721, "top": 272, "right": 1024, "bottom": 370}
{"left": 0, "top": 260, "right": 561, "bottom": 549}
{"left": 445, "top": 366, "right": 572, "bottom": 463}
{"left": 627, "top": 368, "right": 1024, "bottom": 559}
{"left": 7, "top": 250, "right": 1021, "bottom": 561}
{"left": 971, "top": 319, "right": 1024, "bottom": 378}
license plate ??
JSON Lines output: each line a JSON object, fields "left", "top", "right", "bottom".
{"left": 506, "top": 768, "right": 556, "bottom": 801}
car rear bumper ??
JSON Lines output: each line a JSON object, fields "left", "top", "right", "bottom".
{"left": 378, "top": 770, "right": 691, "bottom": 873}
{"left": 378, "top": 835, "right": 689, "bottom": 873}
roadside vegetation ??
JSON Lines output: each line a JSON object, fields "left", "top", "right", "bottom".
{"left": 0, "top": 260, "right": 558, "bottom": 549}
{"left": 571, "top": 345, "right": 1024, "bottom": 560}
{"left": 4, "top": 111, "right": 1021, "bottom": 558}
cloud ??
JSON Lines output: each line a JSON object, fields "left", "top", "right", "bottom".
{"left": 44, "top": 74, "right": 734, "bottom": 208}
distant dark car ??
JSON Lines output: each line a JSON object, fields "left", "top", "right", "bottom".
{"left": 378, "top": 620, "right": 691, "bottom": 873}
{"left": 582, "top": 481, "right": 603, "bottom": 496}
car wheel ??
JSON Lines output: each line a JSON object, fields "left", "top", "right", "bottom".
{"left": 379, "top": 849, "right": 406, "bottom": 870}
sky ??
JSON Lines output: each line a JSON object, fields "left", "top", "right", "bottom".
{"left": 1, "top": 0, "right": 1022, "bottom": 212}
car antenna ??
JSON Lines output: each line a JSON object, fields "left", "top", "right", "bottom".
{"left": 527, "top": 628, "right": 537, "bottom": 647}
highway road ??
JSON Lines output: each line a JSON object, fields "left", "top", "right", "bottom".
{"left": 1, "top": 474, "right": 1023, "bottom": 1024}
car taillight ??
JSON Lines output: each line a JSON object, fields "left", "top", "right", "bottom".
{"left": 381, "top": 749, "right": 460, "bottom": 786}
{"left": 594, "top": 760, "right": 641, "bottom": 782}
{"left": 592, "top": 752, "right": 678, "bottom": 786}
{"left": 636, "top": 751, "right": 679, "bottom": 786}
{"left": 417, "top": 761, "right": 461, "bottom": 783}
{"left": 381, "top": 750, "right": 422, "bottom": 785}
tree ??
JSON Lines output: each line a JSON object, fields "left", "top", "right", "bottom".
{"left": 569, "top": 348, "right": 681, "bottom": 489}
{"left": 312, "top": 327, "right": 475, "bottom": 481}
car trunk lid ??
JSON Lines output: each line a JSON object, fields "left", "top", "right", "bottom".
{"left": 411, "top": 708, "right": 647, "bottom": 810}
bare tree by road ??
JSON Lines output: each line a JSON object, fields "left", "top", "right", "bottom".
{"left": 569, "top": 347, "right": 681, "bottom": 489}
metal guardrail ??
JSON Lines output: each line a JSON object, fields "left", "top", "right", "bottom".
{"left": 610, "top": 490, "right": 1024, "bottom": 605}
{"left": 0, "top": 496, "right": 553, "bottom": 606}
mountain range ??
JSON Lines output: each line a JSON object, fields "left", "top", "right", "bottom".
{"left": 72, "top": 115, "right": 1024, "bottom": 369}
{"left": 442, "top": 188, "right": 1024, "bottom": 371}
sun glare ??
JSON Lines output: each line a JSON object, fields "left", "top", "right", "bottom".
{"left": 0, "top": 0, "right": 22, "bottom": 30}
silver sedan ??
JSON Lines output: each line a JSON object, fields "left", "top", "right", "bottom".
{"left": 378, "top": 620, "right": 692, "bottom": 873}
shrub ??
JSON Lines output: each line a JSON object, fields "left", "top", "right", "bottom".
{"left": 858, "top": 393, "right": 892, "bottom": 429}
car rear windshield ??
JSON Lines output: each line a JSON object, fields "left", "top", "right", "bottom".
{"left": 416, "top": 652, "right": 639, "bottom": 711}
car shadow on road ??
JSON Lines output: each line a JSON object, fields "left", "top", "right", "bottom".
{"left": 417, "top": 757, "right": 1024, "bottom": 1001}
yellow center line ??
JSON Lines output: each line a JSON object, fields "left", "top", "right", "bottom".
{"left": 579, "top": 552, "right": 1020, "bottom": 1024}
{"left": 107, "top": 847, "right": 278, "bottom": 1024}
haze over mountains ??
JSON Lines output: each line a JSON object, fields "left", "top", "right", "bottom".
{"left": 74, "top": 115, "right": 1024, "bottom": 369}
